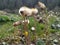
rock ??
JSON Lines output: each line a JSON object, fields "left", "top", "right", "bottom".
{"left": 51, "top": 24, "right": 56, "bottom": 29}
{"left": 53, "top": 39, "right": 58, "bottom": 44}
{"left": 56, "top": 24, "right": 60, "bottom": 28}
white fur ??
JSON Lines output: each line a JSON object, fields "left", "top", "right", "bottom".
{"left": 19, "top": 6, "right": 38, "bottom": 16}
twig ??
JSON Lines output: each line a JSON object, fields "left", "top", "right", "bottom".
{"left": 22, "top": 15, "right": 31, "bottom": 45}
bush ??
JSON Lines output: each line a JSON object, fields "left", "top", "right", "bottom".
{"left": 0, "top": 15, "right": 10, "bottom": 22}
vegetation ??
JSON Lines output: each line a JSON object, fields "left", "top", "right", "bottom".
{"left": 0, "top": 10, "right": 60, "bottom": 45}
{"left": 0, "top": 0, "right": 60, "bottom": 45}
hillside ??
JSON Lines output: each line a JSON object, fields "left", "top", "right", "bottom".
{"left": 0, "top": 10, "right": 60, "bottom": 45}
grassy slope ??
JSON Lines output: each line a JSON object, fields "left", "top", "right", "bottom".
{"left": 0, "top": 12, "right": 60, "bottom": 40}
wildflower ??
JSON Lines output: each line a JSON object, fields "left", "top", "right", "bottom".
{"left": 24, "top": 31, "right": 28, "bottom": 37}
{"left": 13, "top": 21, "right": 21, "bottom": 26}
{"left": 31, "top": 27, "right": 35, "bottom": 31}
{"left": 25, "top": 19, "right": 30, "bottom": 24}
{"left": 22, "top": 19, "right": 30, "bottom": 24}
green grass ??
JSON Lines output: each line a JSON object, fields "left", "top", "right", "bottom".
{"left": 0, "top": 14, "right": 21, "bottom": 39}
{"left": 0, "top": 12, "right": 60, "bottom": 40}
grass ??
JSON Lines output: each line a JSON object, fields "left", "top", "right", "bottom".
{"left": 0, "top": 13, "right": 21, "bottom": 39}
{"left": 0, "top": 11, "right": 60, "bottom": 45}
{"left": 0, "top": 14, "right": 58, "bottom": 35}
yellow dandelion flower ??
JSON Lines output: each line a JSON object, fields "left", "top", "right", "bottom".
{"left": 24, "top": 31, "right": 28, "bottom": 37}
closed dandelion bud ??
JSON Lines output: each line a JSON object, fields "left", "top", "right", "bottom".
{"left": 25, "top": 19, "right": 30, "bottom": 24}
{"left": 28, "top": 20, "right": 29, "bottom": 24}
{"left": 22, "top": 20, "right": 30, "bottom": 24}
{"left": 13, "top": 21, "right": 21, "bottom": 26}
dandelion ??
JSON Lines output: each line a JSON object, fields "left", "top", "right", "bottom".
{"left": 31, "top": 27, "right": 35, "bottom": 31}
{"left": 22, "top": 19, "right": 30, "bottom": 24}
{"left": 13, "top": 21, "right": 21, "bottom": 26}
{"left": 25, "top": 19, "right": 30, "bottom": 24}
{"left": 24, "top": 31, "right": 29, "bottom": 37}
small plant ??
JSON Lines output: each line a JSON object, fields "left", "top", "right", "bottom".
{"left": 0, "top": 15, "right": 10, "bottom": 22}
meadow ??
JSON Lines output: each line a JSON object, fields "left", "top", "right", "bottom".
{"left": 0, "top": 10, "right": 60, "bottom": 45}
